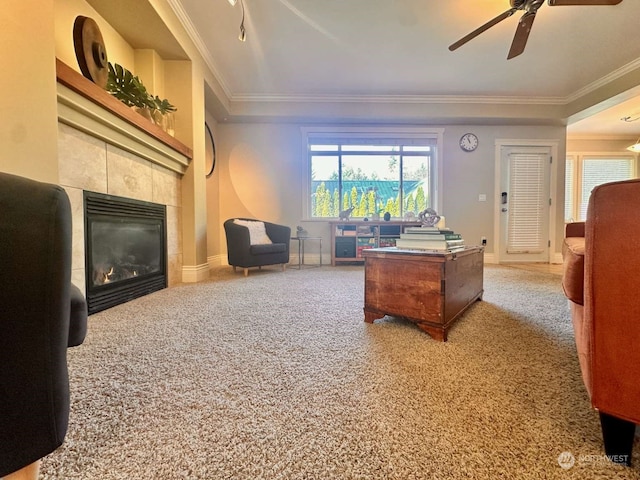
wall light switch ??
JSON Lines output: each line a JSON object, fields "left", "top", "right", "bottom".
{"left": 478, "top": 194, "right": 487, "bottom": 202}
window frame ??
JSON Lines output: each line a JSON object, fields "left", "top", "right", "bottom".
{"left": 565, "top": 152, "right": 636, "bottom": 222}
{"left": 301, "top": 126, "right": 444, "bottom": 221}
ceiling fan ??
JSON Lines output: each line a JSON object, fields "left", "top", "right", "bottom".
{"left": 449, "top": 0, "right": 623, "bottom": 60}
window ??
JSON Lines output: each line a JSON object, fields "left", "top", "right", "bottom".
{"left": 304, "top": 129, "right": 442, "bottom": 220}
{"left": 565, "top": 154, "right": 635, "bottom": 222}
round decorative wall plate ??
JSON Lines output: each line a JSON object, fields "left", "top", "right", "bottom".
{"left": 73, "top": 16, "right": 109, "bottom": 88}
{"left": 205, "top": 122, "right": 216, "bottom": 177}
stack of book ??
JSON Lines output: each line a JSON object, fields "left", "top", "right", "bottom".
{"left": 395, "top": 226, "right": 465, "bottom": 252}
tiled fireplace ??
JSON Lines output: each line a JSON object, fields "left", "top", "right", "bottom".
{"left": 57, "top": 122, "right": 183, "bottom": 304}
{"left": 56, "top": 62, "right": 190, "bottom": 310}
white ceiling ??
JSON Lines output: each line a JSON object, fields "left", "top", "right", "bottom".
{"left": 94, "top": 0, "right": 640, "bottom": 135}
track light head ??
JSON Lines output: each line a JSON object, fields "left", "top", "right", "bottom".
{"left": 237, "top": 0, "right": 246, "bottom": 42}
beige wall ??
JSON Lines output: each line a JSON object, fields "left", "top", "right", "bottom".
{"left": 53, "top": 0, "right": 134, "bottom": 72}
{"left": 567, "top": 137, "right": 640, "bottom": 156}
{"left": 205, "top": 112, "right": 222, "bottom": 264}
{"left": 212, "top": 122, "right": 567, "bottom": 262}
{"left": 0, "top": 0, "right": 59, "bottom": 182}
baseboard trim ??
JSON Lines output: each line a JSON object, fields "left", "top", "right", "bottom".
{"left": 484, "top": 252, "right": 563, "bottom": 265}
{"left": 182, "top": 263, "right": 210, "bottom": 283}
{"left": 208, "top": 254, "right": 227, "bottom": 268}
{"left": 289, "top": 253, "right": 323, "bottom": 266}
{"left": 483, "top": 252, "right": 497, "bottom": 264}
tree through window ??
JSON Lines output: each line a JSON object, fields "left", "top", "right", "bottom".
{"left": 307, "top": 135, "right": 439, "bottom": 219}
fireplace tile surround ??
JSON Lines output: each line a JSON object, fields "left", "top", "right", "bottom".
{"left": 58, "top": 122, "right": 183, "bottom": 295}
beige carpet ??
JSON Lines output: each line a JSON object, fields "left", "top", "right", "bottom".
{"left": 40, "top": 265, "right": 639, "bottom": 479}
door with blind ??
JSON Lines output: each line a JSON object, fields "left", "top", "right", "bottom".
{"left": 499, "top": 146, "right": 551, "bottom": 263}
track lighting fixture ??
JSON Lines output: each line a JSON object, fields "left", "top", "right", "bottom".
{"left": 228, "top": 0, "right": 246, "bottom": 41}
{"left": 237, "top": 0, "right": 246, "bottom": 42}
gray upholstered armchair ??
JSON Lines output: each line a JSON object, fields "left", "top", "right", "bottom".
{"left": 224, "top": 218, "right": 291, "bottom": 276}
{"left": 0, "top": 173, "right": 87, "bottom": 479}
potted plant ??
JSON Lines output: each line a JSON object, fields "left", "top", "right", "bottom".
{"left": 106, "top": 63, "right": 176, "bottom": 135}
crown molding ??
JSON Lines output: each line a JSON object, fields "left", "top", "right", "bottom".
{"left": 228, "top": 93, "right": 566, "bottom": 106}
{"left": 565, "top": 57, "right": 640, "bottom": 104}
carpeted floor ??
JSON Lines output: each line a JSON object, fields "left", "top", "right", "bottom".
{"left": 40, "top": 265, "right": 640, "bottom": 479}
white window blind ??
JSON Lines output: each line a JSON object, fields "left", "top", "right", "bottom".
{"left": 565, "top": 157, "right": 575, "bottom": 222}
{"left": 507, "top": 153, "right": 546, "bottom": 253}
{"left": 579, "top": 157, "right": 633, "bottom": 220}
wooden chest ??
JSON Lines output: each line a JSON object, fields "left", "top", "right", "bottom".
{"left": 362, "top": 247, "right": 484, "bottom": 341}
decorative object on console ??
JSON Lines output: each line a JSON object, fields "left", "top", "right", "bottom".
{"left": 296, "top": 226, "right": 309, "bottom": 237}
{"left": 383, "top": 212, "right": 391, "bottom": 221}
{"left": 339, "top": 206, "right": 355, "bottom": 220}
{"left": 418, "top": 208, "right": 441, "bottom": 227}
{"left": 396, "top": 225, "right": 465, "bottom": 252}
{"left": 73, "top": 16, "right": 108, "bottom": 88}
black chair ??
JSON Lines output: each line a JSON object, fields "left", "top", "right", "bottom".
{"left": 224, "top": 218, "right": 291, "bottom": 276}
{"left": 0, "top": 172, "right": 87, "bottom": 479}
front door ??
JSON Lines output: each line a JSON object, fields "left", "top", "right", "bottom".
{"left": 498, "top": 145, "right": 551, "bottom": 263}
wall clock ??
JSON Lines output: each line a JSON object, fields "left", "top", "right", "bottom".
{"left": 205, "top": 122, "right": 216, "bottom": 177}
{"left": 459, "top": 133, "right": 478, "bottom": 152}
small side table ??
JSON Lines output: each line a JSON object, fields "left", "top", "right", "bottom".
{"left": 290, "top": 236, "right": 322, "bottom": 268}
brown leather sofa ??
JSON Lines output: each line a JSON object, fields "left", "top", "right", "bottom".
{"left": 562, "top": 178, "right": 640, "bottom": 466}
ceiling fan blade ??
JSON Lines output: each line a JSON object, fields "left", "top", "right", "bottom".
{"left": 507, "top": 12, "right": 536, "bottom": 59}
{"left": 548, "top": 0, "right": 622, "bottom": 5}
{"left": 449, "top": 8, "right": 517, "bottom": 51}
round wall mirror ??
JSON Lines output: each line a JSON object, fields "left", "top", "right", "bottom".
{"left": 205, "top": 122, "right": 216, "bottom": 177}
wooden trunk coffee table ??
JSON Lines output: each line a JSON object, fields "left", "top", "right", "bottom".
{"left": 362, "top": 247, "right": 484, "bottom": 341}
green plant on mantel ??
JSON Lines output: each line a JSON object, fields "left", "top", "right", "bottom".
{"left": 106, "top": 62, "right": 176, "bottom": 114}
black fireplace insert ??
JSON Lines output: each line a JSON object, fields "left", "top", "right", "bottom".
{"left": 84, "top": 191, "right": 167, "bottom": 314}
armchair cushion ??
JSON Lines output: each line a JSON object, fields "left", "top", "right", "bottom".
{"left": 250, "top": 243, "right": 287, "bottom": 255}
{"left": 233, "top": 219, "right": 272, "bottom": 245}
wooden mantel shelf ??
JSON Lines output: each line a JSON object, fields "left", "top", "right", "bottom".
{"left": 56, "top": 58, "right": 192, "bottom": 161}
